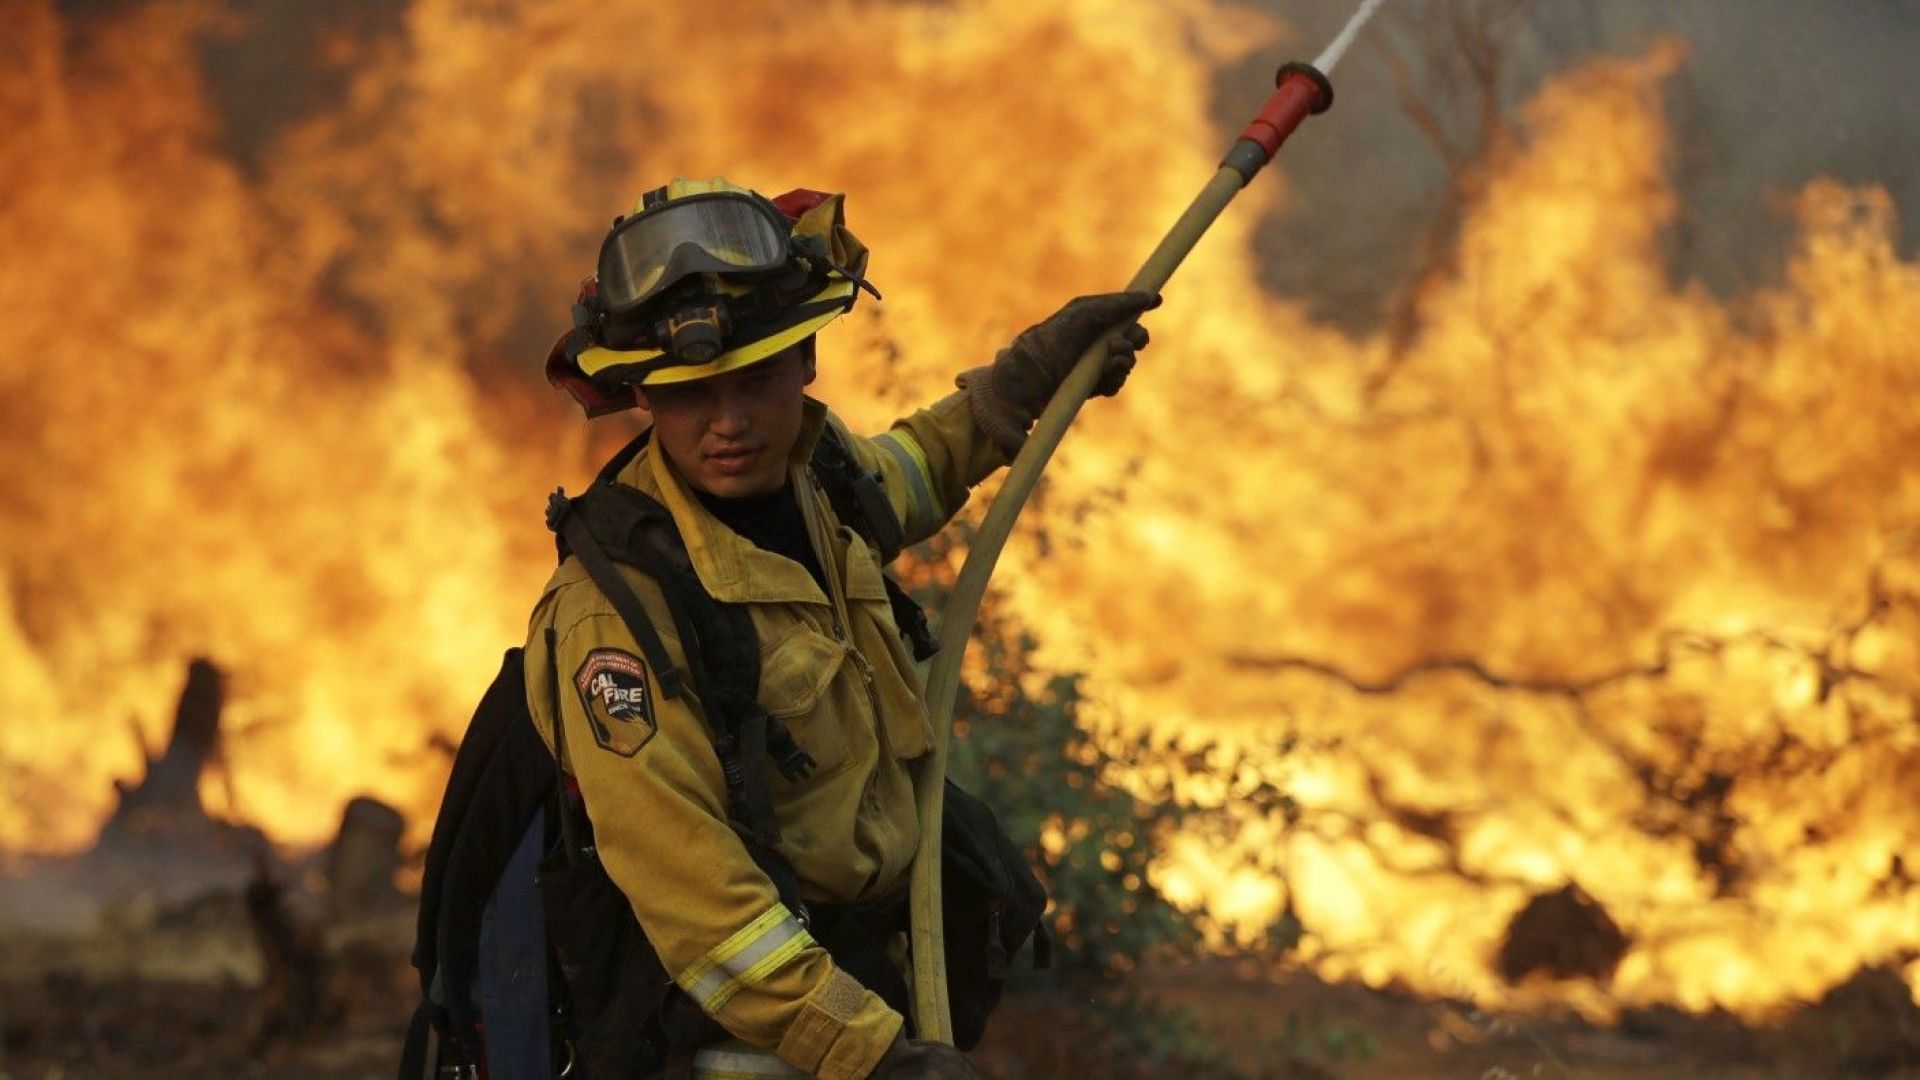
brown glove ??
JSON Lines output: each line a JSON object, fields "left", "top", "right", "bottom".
{"left": 957, "top": 290, "right": 1159, "bottom": 456}
{"left": 867, "top": 1036, "right": 982, "bottom": 1079}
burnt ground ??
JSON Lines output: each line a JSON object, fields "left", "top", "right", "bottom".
{"left": 5, "top": 915, "right": 1919, "bottom": 1080}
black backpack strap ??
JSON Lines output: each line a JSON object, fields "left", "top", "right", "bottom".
{"left": 882, "top": 576, "right": 939, "bottom": 662}
{"left": 397, "top": 998, "right": 437, "bottom": 1080}
{"left": 811, "top": 426, "right": 906, "bottom": 563}
{"left": 644, "top": 537, "right": 780, "bottom": 845}
{"left": 549, "top": 491, "right": 688, "bottom": 702}
{"left": 810, "top": 427, "right": 940, "bottom": 661}
{"left": 544, "top": 627, "right": 587, "bottom": 866}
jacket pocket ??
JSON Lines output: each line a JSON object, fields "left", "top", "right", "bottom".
{"left": 757, "top": 625, "right": 852, "bottom": 781}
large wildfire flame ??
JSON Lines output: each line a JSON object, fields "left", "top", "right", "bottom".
{"left": 5, "top": 0, "right": 1917, "bottom": 1022}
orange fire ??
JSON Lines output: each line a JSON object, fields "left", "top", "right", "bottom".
{"left": 3, "top": 0, "right": 1916, "bottom": 1023}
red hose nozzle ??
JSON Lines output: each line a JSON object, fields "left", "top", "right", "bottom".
{"left": 1221, "top": 61, "right": 1334, "bottom": 183}
{"left": 1243, "top": 62, "right": 1333, "bottom": 154}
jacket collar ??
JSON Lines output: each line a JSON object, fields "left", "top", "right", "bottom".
{"left": 617, "top": 398, "right": 832, "bottom": 606}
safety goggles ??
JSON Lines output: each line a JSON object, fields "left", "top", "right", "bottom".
{"left": 594, "top": 192, "right": 793, "bottom": 315}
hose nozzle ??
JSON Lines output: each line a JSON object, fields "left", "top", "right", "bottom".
{"left": 1220, "top": 61, "right": 1335, "bottom": 185}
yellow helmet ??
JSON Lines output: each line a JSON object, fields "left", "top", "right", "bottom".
{"left": 547, "top": 178, "right": 877, "bottom": 416}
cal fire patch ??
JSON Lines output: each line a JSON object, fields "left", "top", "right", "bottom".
{"left": 574, "top": 648, "right": 656, "bottom": 757}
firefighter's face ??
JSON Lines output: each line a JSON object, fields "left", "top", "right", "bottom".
{"left": 635, "top": 344, "right": 815, "bottom": 498}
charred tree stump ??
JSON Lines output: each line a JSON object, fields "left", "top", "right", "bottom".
{"left": 87, "top": 657, "right": 265, "bottom": 903}
{"left": 102, "top": 658, "right": 225, "bottom": 839}
{"left": 325, "top": 796, "right": 407, "bottom": 917}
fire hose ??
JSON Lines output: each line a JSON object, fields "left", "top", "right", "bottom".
{"left": 908, "top": 60, "right": 1338, "bottom": 1042}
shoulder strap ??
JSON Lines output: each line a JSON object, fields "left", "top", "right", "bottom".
{"left": 544, "top": 627, "right": 585, "bottom": 866}
{"left": 809, "top": 425, "right": 939, "bottom": 661}
{"left": 810, "top": 423, "right": 906, "bottom": 563}
{"left": 550, "top": 489, "right": 687, "bottom": 702}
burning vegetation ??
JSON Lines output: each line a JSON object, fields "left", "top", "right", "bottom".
{"left": 3, "top": 0, "right": 1919, "bottom": 1069}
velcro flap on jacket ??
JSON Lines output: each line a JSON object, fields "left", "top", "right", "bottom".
{"left": 775, "top": 967, "right": 896, "bottom": 1078}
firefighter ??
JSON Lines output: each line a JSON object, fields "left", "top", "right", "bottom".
{"left": 529, "top": 178, "right": 1154, "bottom": 1079}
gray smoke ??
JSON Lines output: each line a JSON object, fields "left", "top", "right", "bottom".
{"left": 1227, "top": 0, "right": 1920, "bottom": 332}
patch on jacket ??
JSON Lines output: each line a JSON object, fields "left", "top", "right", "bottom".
{"left": 574, "top": 648, "right": 656, "bottom": 757}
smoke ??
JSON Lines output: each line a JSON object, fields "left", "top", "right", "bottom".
{"left": 1230, "top": 0, "right": 1920, "bottom": 331}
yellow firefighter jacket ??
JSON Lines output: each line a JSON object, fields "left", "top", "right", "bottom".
{"left": 523, "top": 391, "right": 1004, "bottom": 1080}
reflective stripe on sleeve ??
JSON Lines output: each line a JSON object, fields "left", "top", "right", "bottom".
{"left": 872, "top": 430, "right": 939, "bottom": 537}
{"left": 692, "top": 1042, "right": 809, "bottom": 1078}
{"left": 676, "top": 904, "right": 816, "bottom": 1013}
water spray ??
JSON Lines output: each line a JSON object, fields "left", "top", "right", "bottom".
{"left": 909, "top": 0, "right": 1385, "bottom": 1044}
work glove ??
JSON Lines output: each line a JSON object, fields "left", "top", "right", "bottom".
{"left": 867, "top": 1036, "right": 982, "bottom": 1079}
{"left": 957, "top": 290, "right": 1159, "bottom": 456}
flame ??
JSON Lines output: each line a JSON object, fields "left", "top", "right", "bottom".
{"left": 4, "top": 0, "right": 1918, "bottom": 1022}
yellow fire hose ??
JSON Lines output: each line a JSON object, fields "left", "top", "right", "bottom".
{"left": 908, "top": 62, "right": 1336, "bottom": 1043}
